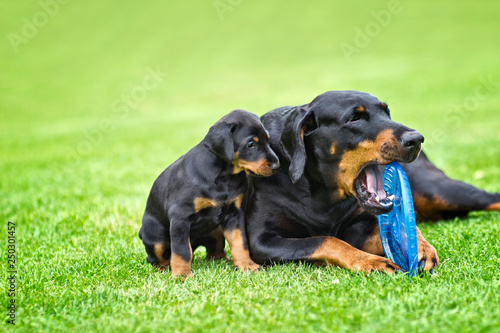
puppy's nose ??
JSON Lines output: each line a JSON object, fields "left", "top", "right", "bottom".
{"left": 401, "top": 131, "right": 424, "bottom": 150}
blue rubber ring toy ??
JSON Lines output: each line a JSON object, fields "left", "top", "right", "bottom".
{"left": 378, "top": 162, "right": 419, "bottom": 276}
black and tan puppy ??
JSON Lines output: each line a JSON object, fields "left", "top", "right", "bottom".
{"left": 139, "top": 109, "right": 279, "bottom": 277}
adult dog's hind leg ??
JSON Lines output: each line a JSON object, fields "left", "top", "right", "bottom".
{"left": 404, "top": 151, "right": 500, "bottom": 221}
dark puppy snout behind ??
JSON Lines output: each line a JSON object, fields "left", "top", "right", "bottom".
{"left": 267, "top": 148, "right": 280, "bottom": 172}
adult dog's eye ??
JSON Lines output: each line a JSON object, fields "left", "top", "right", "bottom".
{"left": 247, "top": 142, "right": 256, "bottom": 148}
{"left": 349, "top": 115, "right": 362, "bottom": 122}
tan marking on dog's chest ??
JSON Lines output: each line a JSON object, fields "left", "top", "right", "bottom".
{"left": 230, "top": 193, "right": 245, "bottom": 209}
{"left": 193, "top": 197, "right": 219, "bottom": 213}
{"left": 193, "top": 194, "right": 245, "bottom": 213}
{"left": 330, "top": 143, "right": 336, "bottom": 155}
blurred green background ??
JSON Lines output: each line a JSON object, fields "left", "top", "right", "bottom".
{"left": 1, "top": 1, "right": 500, "bottom": 331}
{"left": 2, "top": 1, "right": 499, "bottom": 200}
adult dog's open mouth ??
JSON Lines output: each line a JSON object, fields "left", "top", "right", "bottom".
{"left": 355, "top": 164, "right": 394, "bottom": 215}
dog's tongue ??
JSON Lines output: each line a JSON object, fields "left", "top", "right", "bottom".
{"left": 363, "top": 165, "right": 388, "bottom": 201}
{"left": 356, "top": 165, "right": 394, "bottom": 214}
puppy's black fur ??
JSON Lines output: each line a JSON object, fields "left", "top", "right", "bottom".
{"left": 139, "top": 109, "right": 279, "bottom": 277}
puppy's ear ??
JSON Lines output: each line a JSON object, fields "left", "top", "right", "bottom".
{"left": 203, "top": 121, "right": 236, "bottom": 163}
{"left": 279, "top": 106, "right": 317, "bottom": 183}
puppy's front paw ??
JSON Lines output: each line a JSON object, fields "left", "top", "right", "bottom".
{"left": 234, "top": 260, "right": 261, "bottom": 273}
{"left": 171, "top": 269, "right": 193, "bottom": 279}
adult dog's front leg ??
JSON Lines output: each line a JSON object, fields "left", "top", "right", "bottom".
{"left": 310, "top": 237, "right": 400, "bottom": 273}
{"left": 345, "top": 219, "right": 439, "bottom": 273}
{"left": 252, "top": 235, "right": 400, "bottom": 274}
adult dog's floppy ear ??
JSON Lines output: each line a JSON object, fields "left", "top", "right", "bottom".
{"left": 279, "top": 106, "right": 317, "bottom": 183}
{"left": 204, "top": 121, "right": 236, "bottom": 163}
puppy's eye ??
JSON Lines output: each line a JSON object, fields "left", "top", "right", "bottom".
{"left": 246, "top": 142, "right": 256, "bottom": 149}
{"left": 349, "top": 115, "right": 362, "bottom": 122}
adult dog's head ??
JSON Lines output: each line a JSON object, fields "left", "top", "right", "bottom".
{"left": 273, "top": 90, "right": 423, "bottom": 215}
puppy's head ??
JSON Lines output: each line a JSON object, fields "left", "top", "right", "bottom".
{"left": 278, "top": 91, "right": 424, "bottom": 215}
{"left": 204, "top": 109, "right": 280, "bottom": 177}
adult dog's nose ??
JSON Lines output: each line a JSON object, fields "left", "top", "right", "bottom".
{"left": 401, "top": 131, "right": 424, "bottom": 150}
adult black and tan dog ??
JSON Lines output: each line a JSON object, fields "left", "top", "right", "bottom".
{"left": 139, "top": 109, "right": 279, "bottom": 277}
{"left": 245, "top": 90, "right": 500, "bottom": 274}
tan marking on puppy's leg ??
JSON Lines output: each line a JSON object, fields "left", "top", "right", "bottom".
{"left": 154, "top": 243, "right": 170, "bottom": 271}
{"left": 223, "top": 229, "right": 260, "bottom": 272}
{"left": 170, "top": 253, "right": 193, "bottom": 278}
{"left": 206, "top": 226, "right": 228, "bottom": 260}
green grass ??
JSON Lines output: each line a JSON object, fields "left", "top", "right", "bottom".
{"left": 1, "top": 0, "right": 500, "bottom": 332}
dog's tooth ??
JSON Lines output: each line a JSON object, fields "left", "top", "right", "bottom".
{"left": 375, "top": 195, "right": 380, "bottom": 203}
